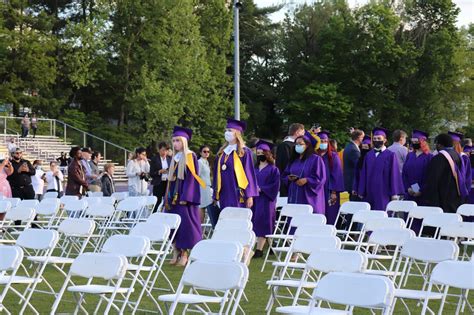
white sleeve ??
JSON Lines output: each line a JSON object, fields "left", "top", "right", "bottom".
{"left": 126, "top": 160, "right": 137, "bottom": 178}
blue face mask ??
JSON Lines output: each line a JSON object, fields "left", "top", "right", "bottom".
{"left": 295, "top": 145, "right": 305, "bottom": 154}
{"left": 319, "top": 143, "right": 328, "bottom": 150}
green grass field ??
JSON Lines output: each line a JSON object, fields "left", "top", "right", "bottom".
{"left": 2, "top": 252, "right": 473, "bottom": 314}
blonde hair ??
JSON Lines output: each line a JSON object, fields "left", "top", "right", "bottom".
{"left": 169, "top": 136, "right": 193, "bottom": 181}
{"left": 217, "top": 130, "right": 246, "bottom": 157}
{"left": 104, "top": 163, "right": 115, "bottom": 173}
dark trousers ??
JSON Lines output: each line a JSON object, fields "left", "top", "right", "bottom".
{"left": 21, "top": 127, "right": 29, "bottom": 138}
{"left": 152, "top": 181, "right": 167, "bottom": 212}
{"left": 32, "top": 127, "right": 37, "bottom": 138}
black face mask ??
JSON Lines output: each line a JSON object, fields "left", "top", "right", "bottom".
{"left": 373, "top": 140, "right": 384, "bottom": 149}
{"left": 257, "top": 154, "right": 266, "bottom": 163}
{"left": 412, "top": 143, "right": 421, "bottom": 150}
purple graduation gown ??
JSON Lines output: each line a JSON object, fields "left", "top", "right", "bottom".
{"left": 461, "top": 154, "right": 472, "bottom": 202}
{"left": 402, "top": 152, "right": 433, "bottom": 204}
{"left": 320, "top": 152, "right": 344, "bottom": 224}
{"left": 213, "top": 147, "right": 259, "bottom": 209}
{"left": 167, "top": 153, "right": 202, "bottom": 249}
{"left": 469, "top": 167, "right": 474, "bottom": 204}
{"left": 252, "top": 164, "right": 280, "bottom": 237}
{"left": 357, "top": 149, "right": 404, "bottom": 210}
{"left": 282, "top": 154, "right": 327, "bottom": 213}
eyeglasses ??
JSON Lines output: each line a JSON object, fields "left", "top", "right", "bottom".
{"left": 202, "top": 150, "right": 210, "bottom": 153}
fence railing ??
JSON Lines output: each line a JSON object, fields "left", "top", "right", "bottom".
{"left": 0, "top": 116, "right": 133, "bottom": 166}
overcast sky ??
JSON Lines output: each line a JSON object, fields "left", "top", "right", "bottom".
{"left": 254, "top": 0, "right": 473, "bottom": 28}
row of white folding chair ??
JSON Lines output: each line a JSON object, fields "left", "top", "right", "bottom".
{"left": 0, "top": 207, "right": 36, "bottom": 243}
{"left": 419, "top": 212, "right": 462, "bottom": 237}
{"left": 439, "top": 221, "right": 474, "bottom": 260}
{"left": 340, "top": 209, "right": 387, "bottom": 245}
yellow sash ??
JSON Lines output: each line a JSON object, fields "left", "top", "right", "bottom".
{"left": 216, "top": 151, "right": 249, "bottom": 200}
{"left": 308, "top": 130, "right": 321, "bottom": 151}
{"left": 186, "top": 153, "right": 206, "bottom": 188}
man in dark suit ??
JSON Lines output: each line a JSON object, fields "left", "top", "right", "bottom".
{"left": 276, "top": 123, "right": 305, "bottom": 197}
{"left": 150, "top": 142, "right": 172, "bottom": 212}
{"left": 65, "top": 147, "right": 88, "bottom": 197}
{"left": 343, "top": 129, "right": 365, "bottom": 201}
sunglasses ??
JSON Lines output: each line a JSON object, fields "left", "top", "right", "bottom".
{"left": 202, "top": 150, "right": 210, "bottom": 153}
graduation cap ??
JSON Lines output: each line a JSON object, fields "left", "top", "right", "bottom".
{"left": 172, "top": 126, "right": 193, "bottom": 141}
{"left": 304, "top": 130, "right": 318, "bottom": 147}
{"left": 372, "top": 127, "right": 389, "bottom": 138}
{"left": 362, "top": 135, "right": 372, "bottom": 145}
{"left": 448, "top": 131, "right": 464, "bottom": 143}
{"left": 317, "top": 130, "right": 331, "bottom": 140}
{"left": 412, "top": 129, "right": 429, "bottom": 140}
{"left": 226, "top": 118, "right": 247, "bottom": 133}
{"left": 256, "top": 140, "right": 274, "bottom": 151}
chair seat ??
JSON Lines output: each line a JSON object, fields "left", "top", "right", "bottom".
{"left": 461, "top": 240, "right": 474, "bottom": 246}
{"left": 266, "top": 279, "right": 317, "bottom": 289}
{"left": 366, "top": 254, "right": 393, "bottom": 260}
{"left": 68, "top": 285, "right": 132, "bottom": 294}
{"left": 27, "top": 256, "right": 74, "bottom": 264}
{"left": 158, "top": 293, "right": 224, "bottom": 304}
{"left": 273, "top": 246, "right": 290, "bottom": 253}
{"left": 272, "top": 262, "right": 306, "bottom": 269}
{"left": 148, "top": 249, "right": 166, "bottom": 255}
{"left": 0, "top": 239, "right": 16, "bottom": 244}
{"left": 276, "top": 306, "right": 348, "bottom": 314}
{"left": 365, "top": 269, "right": 401, "bottom": 277}
{"left": 0, "top": 275, "right": 40, "bottom": 285}
{"left": 266, "top": 234, "right": 292, "bottom": 240}
{"left": 127, "top": 263, "right": 156, "bottom": 272}
{"left": 395, "top": 289, "right": 444, "bottom": 300}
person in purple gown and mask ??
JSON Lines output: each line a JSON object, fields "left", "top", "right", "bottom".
{"left": 165, "top": 126, "right": 205, "bottom": 266}
{"left": 464, "top": 146, "right": 474, "bottom": 205}
{"left": 282, "top": 133, "right": 326, "bottom": 213}
{"left": 449, "top": 131, "right": 472, "bottom": 203}
{"left": 357, "top": 127, "right": 404, "bottom": 210}
{"left": 252, "top": 140, "right": 280, "bottom": 258}
{"left": 316, "top": 131, "right": 344, "bottom": 224}
{"left": 213, "top": 118, "right": 259, "bottom": 215}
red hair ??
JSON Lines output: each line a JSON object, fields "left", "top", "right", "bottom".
{"left": 454, "top": 142, "right": 462, "bottom": 154}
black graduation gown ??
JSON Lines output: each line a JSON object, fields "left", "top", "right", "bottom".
{"left": 276, "top": 140, "right": 295, "bottom": 197}
{"left": 423, "top": 150, "right": 463, "bottom": 213}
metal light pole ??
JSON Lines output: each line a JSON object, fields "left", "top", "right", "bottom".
{"left": 233, "top": 0, "right": 241, "bottom": 120}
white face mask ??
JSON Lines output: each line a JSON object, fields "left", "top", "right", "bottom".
{"left": 225, "top": 131, "right": 235, "bottom": 142}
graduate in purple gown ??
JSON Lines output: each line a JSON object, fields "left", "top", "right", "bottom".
{"left": 165, "top": 126, "right": 205, "bottom": 266}
{"left": 316, "top": 131, "right": 344, "bottom": 224}
{"left": 464, "top": 146, "right": 474, "bottom": 205}
{"left": 252, "top": 140, "right": 280, "bottom": 258}
{"left": 449, "top": 131, "right": 472, "bottom": 202}
{"left": 282, "top": 134, "right": 326, "bottom": 213}
{"left": 212, "top": 119, "right": 259, "bottom": 214}
{"left": 352, "top": 135, "right": 371, "bottom": 198}
{"left": 357, "top": 127, "right": 404, "bottom": 210}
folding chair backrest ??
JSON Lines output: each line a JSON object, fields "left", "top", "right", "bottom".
{"left": 212, "top": 229, "right": 255, "bottom": 249}
{"left": 369, "top": 228, "right": 415, "bottom": 247}
{"left": 147, "top": 212, "right": 181, "bottom": 229}
{"left": 280, "top": 204, "right": 313, "bottom": 217}
{"left": 88, "top": 191, "right": 103, "bottom": 197}
{"left": 102, "top": 235, "right": 150, "bottom": 258}
{"left": 408, "top": 206, "right": 443, "bottom": 220}
{"left": 182, "top": 261, "right": 247, "bottom": 291}
{"left": 36, "top": 200, "right": 60, "bottom": 216}
{"left": 60, "top": 195, "right": 79, "bottom": 205}
{"left": 43, "top": 191, "right": 59, "bottom": 199}
{"left": 4, "top": 197, "right": 20, "bottom": 207}
{"left": 85, "top": 203, "right": 115, "bottom": 217}
{"left": 307, "top": 249, "right": 368, "bottom": 273}
{"left": 5, "top": 207, "right": 35, "bottom": 222}
{"left": 339, "top": 201, "right": 371, "bottom": 215}
{"left": 70, "top": 253, "right": 128, "bottom": 279}
{"left": 313, "top": 272, "right": 394, "bottom": 309}
{"left": 0, "top": 200, "right": 11, "bottom": 214}
{"left": 130, "top": 222, "right": 170, "bottom": 242}
{"left": 291, "top": 214, "right": 326, "bottom": 228}
{"left": 430, "top": 260, "right": 474, "bottom": 290}
{"left": 401, "top": 238, "right": 459, "bottom": 262}
{"left": 63, "top": 199, "right": 88, "bottom": 212}
{"left": 190, "top": 240, "right": 243, "bottom": 263}
{"left": 40, "top": 198, "right": 60, "bottom": 206}
{"left": 457, "top": 204, "right": 474, "bottom": 217}
{"left": 219, "top": 207, "right": 252, "bottom": 221}
{"left": 58, "top": 218, "right": 96, "bottom": 236}
{"left": 364, "top": 218, "right": 405, "bottom": 231}
{"left": 145, "top": 195, "right": 158, "bottom": 208}
{"left": 18, "top": 199, "right": 39, "bottom": 208}
{"left": 422, "top": 213, "right": 462, "bottom": 229}
{"left": 439, "top": 222, "right": 474, "bottom": 239}
{"left": 276, "top": 197, "right": 288, "bottom": 208}
{"left": 84, "top": 197, "right": 102, "bottom": 208}
{"left": 295, "top": 224, "right": 336, "bottom": 237}
{"left": 112, "top": 191, "right": 128, "bottom": 201}
{"left": 352, "top": 210, "right": 387, "bottom": 224}
{"left": 215, "top": 219, "right": 252, "bottom": 231}
{"left": 386, "top": 200, "right": 417, "bottom": 214}
{"left": 116, "top": 197, "right": 146, "bottom": 212}
{"left": 292, "top": 235, "right": 341, "bottom": 255}
{"left": 101, "top": 196, "right": 117, "bottom": 205}
{"left": 16, "top": 229, "right": 59, "bottom": 250}
{"left": 0, "top": 245, "right": 24, "bottom": 271}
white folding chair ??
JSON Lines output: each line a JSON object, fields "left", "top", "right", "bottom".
{"left": 457, "top": 203, "right": 474, "bottom": 220}
{"left": 59, "top": 195, "right": 79, "bottom": 206}
{"left": 215, "top": 219, "right": 253, "bottom": 232}
{"left": 101, "top": 196, "right": 117, "bottom": 205}
{"left": 406, "top": 206, "right": 443, "bottom": 230}
{"left": 0, "top": 201, "right": 11, "bottom": 216}
{"left": 88, "top": 191, "right": 103, "bottom": 197}
{"left": 421, "top": 260, "right": 474, "bottom": 315}
{"left": 333, "top": 201, "right": 370, "bottom": 231}
{"left": 50, "top": 253, "right": 128, "bottom": 314}
{"left": 439, "top": 222, "right": 474, "bottom": 260}
{"left": 419, "top": 212, "right": 462, "bottom": 238}
{"left": 143, "top": 195, "right": 158, "bottom": 217}
{"left": 3, "top": 198, "right": 20, "bottom": 208}
{"left": 147, "top": 212, "right": 181, "bottom": 245}
{"left": 386, "top": 200, "right": 417, "bottom": 218}
{"left": 63, "top": 199, "right": 87, "bottom": 219}
{"left": 212, "top": 229, "right": 256, "bottom": 264}
{"left": 115, "top": 196, "right": 147, "bottom": 224}
{"left": 42, "top": 191, "right": 59, "bottom": 199}
{"left": 340, "top": 210, "right": 387, "bottom": 247}
{"left": 276, "top": 197, "right": 288, "bottom": 209}
{"left": 112, "top": 191, "right": 128, "bottom": 201}
{"left": 17, "top": 199, "right": 39, "bottom": 209}
{"left": 32, "top": 198, "right": 61, "bottom": 228}
{"left": 0, "top": 245, "right": 24, "bottom": 314}
{"left": 219, "top": 207, "right": 253, "bottom": 221}
{"left": 0, "top": 207, "right": 36, "bottom": 243}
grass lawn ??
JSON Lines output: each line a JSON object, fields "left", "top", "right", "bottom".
{"left": 2, "top": 251, "right": 473, "bottom": 314}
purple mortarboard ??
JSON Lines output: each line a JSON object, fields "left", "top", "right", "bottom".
{"left": 372, "top": 127, "right": 389, "bottom": 138}
{"left": 318, "top": 130, "right": 331, "bottom": 140}
{"left": 412, "top": 129, "right": 429, "bottom": 140}
{"left": 256, "top": 140, "right": 274, "bottom": 151}
{"left": 463, "top": 146, "right": 472, "bottom": 153}
{"left": 362, "top": 135, "right": 372, "bottom": 145}
{"left": 226, "top": 118, "right": 247, "bottom": 133}
{"left": 448, "top": 131, "right": 464, "bottom": 143}
{"left": 304, "top": 130, "right": 317, "bottom": 147}
{"left": 172, "top": 126, "right": 193, "bottom": 141}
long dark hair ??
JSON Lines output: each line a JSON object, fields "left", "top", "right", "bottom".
{"left": 289, "top": 136, "right": 314, "bottom": 163}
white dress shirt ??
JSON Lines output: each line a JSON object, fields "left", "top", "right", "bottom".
{"left": 45, "top": 170, "right": 64, "bottom": 192}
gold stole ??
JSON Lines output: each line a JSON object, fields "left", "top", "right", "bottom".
{"left": 216, "top": 151, "right": 249, "bottom": 200}
{"left": 186, "top": 153, "right": 206, "bottom": 188}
